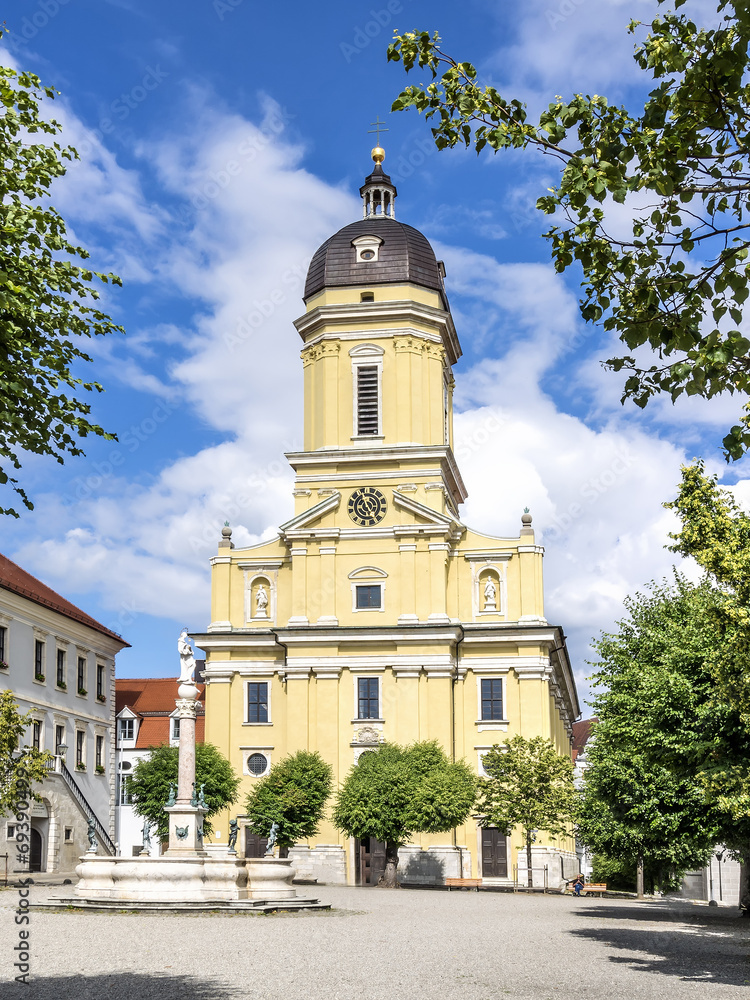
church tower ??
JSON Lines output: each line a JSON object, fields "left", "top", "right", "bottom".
{"left": 197, "top": 148, "right": 580, "bottom": 886}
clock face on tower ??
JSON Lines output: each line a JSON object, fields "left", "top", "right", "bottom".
{"left": 348, "top": 487, "right": 387, "bottom": 526}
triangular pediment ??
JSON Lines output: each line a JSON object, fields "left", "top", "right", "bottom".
{"left": 391, "top": 490, "right": 464, "bottom": 534}
{"left": 279, "top": 492, "right": 341, "bottom": 537}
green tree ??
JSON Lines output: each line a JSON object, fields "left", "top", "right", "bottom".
{"left": 0, "top": 62, "right": 122, "bottom": 517}
{"left": 579, "top": 575, "right": 750, "bottom": 909}
{"left": 476, "top": 735, "right": 576, "bottom": 888}
{"left": 388, "top": 2, "right": 750, "bottom": 459}
{"left": 244, "top": 750, "right": 333, "bottom": 852}
{"left": 129, "top": 743, "right": 240, "bottom": 842}
{"left": 332, "top": 740, "right": 477, "bottom": 887}
{"left": 666, "top": 461, "right": 750, "bottom": 727}
{"left": 0, "top": 690, "right": 53, "bottom": 816}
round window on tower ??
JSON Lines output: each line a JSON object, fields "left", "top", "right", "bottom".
{"left": 247, "top": 752, "right": 268, "bottom": 776}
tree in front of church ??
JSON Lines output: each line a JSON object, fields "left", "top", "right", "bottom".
{"left": 332, "top": 740, "right": 477, "bottom": 887}
{"left": 0, "top": 690, "right": 53, "bottom": 816}
{"left": 666, "top": 461, "right": 750, "bottom": 730}
{"left": 577, "top": 575, "right": 750, "bottom": 907}
{"left": 388, "top": 2, "right": 750, "bottom": 459}
{"left": 244, "top": 750, "right": 333, "bottom": 852}
{"left": 476, "top": 736, "right": 576, "bottom": 888}
{"left": 0, "top": 58, "right": 122, "bottom": 517}
{"left": 130, "top": 743, "right": 240, "bottom": 842}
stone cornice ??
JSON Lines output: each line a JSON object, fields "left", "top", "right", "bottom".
{"left": 293, "top": 298, "right": 461, "bottom": 367}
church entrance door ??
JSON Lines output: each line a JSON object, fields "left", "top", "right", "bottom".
{"left": 244, "top": 830, "right": 268, "bottom": 858}
{"left": 481, "top": 828, "right": 508, "bottom": 878}
{"left": 354, "top": 836, "right": 386, "bottom": 885}
{"left": 29, "top": 828, "right": 43, "bottom": 872}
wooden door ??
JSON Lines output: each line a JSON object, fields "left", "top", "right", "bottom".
{"left": 355, "top": 836, "right": 386, "bottom": 885}
{"left": 481, "top": 828, "right": 508, "bottom": 878}
{"left": 29, "top": 828, "right": 43, "bottom": 872}
{"left": 244, "top": 831, "right": 268, "bottom": 858}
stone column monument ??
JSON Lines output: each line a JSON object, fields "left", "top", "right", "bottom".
{"left": 163, "top": 629, "right": 207, "bottom": 856}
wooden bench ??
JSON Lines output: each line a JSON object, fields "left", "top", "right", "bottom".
{"left": 446, "top": 877, "right": 482, "bottom": 891}
{"left": 569, "top": 882, "right": 607, "bottom": 897}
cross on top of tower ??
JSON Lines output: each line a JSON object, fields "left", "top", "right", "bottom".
{"left": 368, "top": 116, "right": 388, "bottom": 146}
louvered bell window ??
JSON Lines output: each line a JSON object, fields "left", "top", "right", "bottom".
{"left": 357, "top": 365, "right": 379, "bottom": 435}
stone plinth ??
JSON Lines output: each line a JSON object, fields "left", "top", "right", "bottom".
{"left": 163, "top": 804, "right": 208, "bottom": 857}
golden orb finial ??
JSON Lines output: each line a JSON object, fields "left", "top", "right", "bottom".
{"left": 371, "top": 146, "right": 385, "bottom": 164}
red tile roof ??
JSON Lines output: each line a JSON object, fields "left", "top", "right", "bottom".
{"left": 0, "top": 553, "right": 129, "bottom": 645}
{"left": 572, "top": 718, "right": 596, "bottom": 761}
{"left": 116, "top": 677, "right": 205, "bottom": 715}
{"left": 117, "top": 677, "right": 205, "bottom": 749}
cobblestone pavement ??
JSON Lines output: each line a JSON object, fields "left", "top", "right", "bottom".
{"left": 1, "top": 883, "right": 748, "bottom": 999}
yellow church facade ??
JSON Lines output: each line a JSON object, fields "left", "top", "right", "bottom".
{"left": 196, "top": 150, "right": 580, "bottom": 887}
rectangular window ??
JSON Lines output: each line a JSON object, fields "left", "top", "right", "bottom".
{"left": 0, "top": 625, "right": 6, "bottom": 664}
{"left": 34, "top": 640, "right": 44, "bottom": 679}
{"left": 55, "top": 724, "right": 65, "bottom": 754}
{"left": 64, "top": 827, "right": 73, "bottom": 842}
{"left": 172, "top": 718, "right": 180, "bottom": 741}
{"left": 481, "top": 678, "right": 504, "bottom": 721}
{"left": 32, "top": 720, "right": 41, "bottom": 750}
{"left": 118, "top": 775, "right": 133, "bottom": 806}
{"left": 96, "top": 663, "right": 105, "bottom": 699}
{"left": 77, "top": 657, "right": 86, "bottom": 692}
{"left": 56, "top": 649, "right": 66, "bottom": 687}
{"left": 95, "top": 735, "right": 104, "bottom": 768}
{"left": 356, "top": 364, "right": 379, "bottom": 435}
{"left": 76, "top": 730, "right": 85, "bottom": 768}
{"left": 247, "top": 682, "right": 269, "bottom": 723}
{"left": 356, "top": 585, "right": 382, "bottom": 610}
{"left": 358, "top": 677, "right": 380, "bottom": 719}
{"left": 118, "top": 718, "right": 134, "bottom": 742}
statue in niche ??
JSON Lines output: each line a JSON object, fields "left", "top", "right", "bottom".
{"left": 255, "top": 583, "right": 269, "bottom": 618}
{"left": 483, "top": 576, "right": 498, "bottom": 611}
{"left": 177, "top": 628, "right": 196, "bottom": 683}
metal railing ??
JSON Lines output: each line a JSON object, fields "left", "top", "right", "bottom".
{"left": 58, "top": 762, "right": 115, "bottom": 855}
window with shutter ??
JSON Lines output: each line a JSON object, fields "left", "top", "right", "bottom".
{"left": 357, "top": 365, "right": 379, "bottom": 435}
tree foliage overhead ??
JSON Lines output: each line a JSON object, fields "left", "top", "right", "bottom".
{"left": 244, "top": 750, "right": 333, "bottom": 850}
{"left": 388, "top": 1, "right": 750, "bottom": 459}
{"left": 332, "top": 740, "right": 477, "bottom": 886}
{"left": 0, "top": 63, "right": 122, "bottom": 517}
{"left": 476, "top": 735, "right": 576, "bottom": 887}
{"left": 0, "top": 690, "right": 53, "bottom": 816}
{"left": 578, "top": 574, "right": 750, "bottom": 905}
{"left": 129, "top": 742, "right": 240, "bottom": 841}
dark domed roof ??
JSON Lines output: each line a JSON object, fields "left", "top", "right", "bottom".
{"left": 304, "top": 217, "right": 445, "bottom": 302}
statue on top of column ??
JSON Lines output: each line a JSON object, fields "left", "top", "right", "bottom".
{"left": 178, "top": 628, "right": 196, "bottom": 683}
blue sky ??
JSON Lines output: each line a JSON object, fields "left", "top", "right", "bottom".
{"left": 2, "top": 0, "right": 743, "bottom": 706}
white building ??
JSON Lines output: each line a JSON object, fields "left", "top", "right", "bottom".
{"left": 0, "top": 554, "right": 128, "bottom": 871}
{"left": 115, "top": 676, "right": 205, "bottom": 856}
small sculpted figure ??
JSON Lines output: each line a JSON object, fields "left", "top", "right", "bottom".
{"left": 483, "top": 577, "right": 497, "bottom": 609}
{"left": 177, "top": 628, "right": 196, "bottom": 683}
{"left": 228, "top": 818, "right": 238, "bottom": 852}
{"left": 265, "top": 821, "right": 280, "bottom": 856}
{"left": 87, "top": 817, "right": 97, "bottom": 851}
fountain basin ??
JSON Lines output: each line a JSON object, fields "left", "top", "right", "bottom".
{"left": 74, "top": 855, "right": 296, "bottom": 902}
